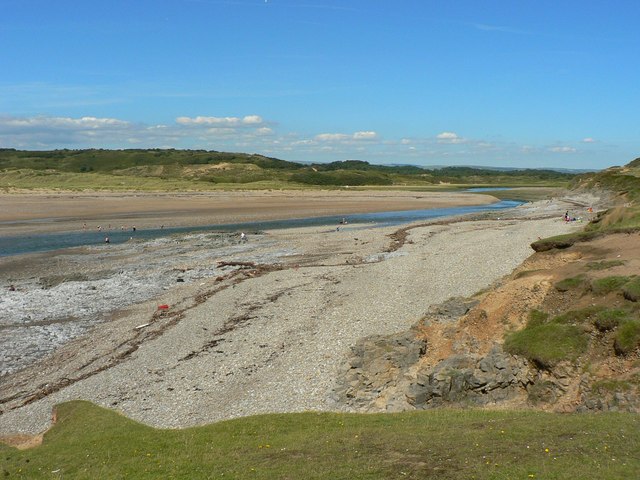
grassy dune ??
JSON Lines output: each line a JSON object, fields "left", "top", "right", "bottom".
{"left": 0, "top": 148, "right": 574, "bottom": 191}
{"left": 2, "top": 401, "right": 638, "bottom": 479}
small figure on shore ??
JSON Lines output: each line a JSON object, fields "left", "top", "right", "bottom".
{"left": 97, "top": 225, "right": 102, "bottom": 231}
{"left": 240, "top": 232, "right": 247, "bottom": 242}
{"left": 105, "top": 236, "right": 110, "bottom": 244}
{"left": 132, "top": 225, "right": 136, "bottom": 232}
{"left": 82, "top": 223, "right": 87, "bottom": 230}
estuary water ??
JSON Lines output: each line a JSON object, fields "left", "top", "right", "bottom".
{"left": 0, "top": 199, "right": 522, "bottom": 257}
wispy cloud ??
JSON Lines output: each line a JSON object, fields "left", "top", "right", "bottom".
{"left": 315, "top": 131, "right": 378, "bottom": 143}
{"left": 550, "top": 146, "right": 577, "bottom": 153}
{"left": 176, "top": 115, "right": 264, "bottom": 127}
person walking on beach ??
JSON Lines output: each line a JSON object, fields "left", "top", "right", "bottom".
{"left": 240, "top": 232, "right": 247, "bottom": 242}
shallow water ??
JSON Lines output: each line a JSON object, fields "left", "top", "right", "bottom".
{"left": 0, "top": 200, "right": 522, "bottom": 257}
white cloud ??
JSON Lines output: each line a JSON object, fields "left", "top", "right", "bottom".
{"left": 582, "top": 137, "right": 596, "bottom": 143}
{"left": 315, "top": 131, "right": 378, "bottom": 142}
{"left": 315, "top": 133, "right": 350, "bottom": 142}
{"left": 353, "top": 131, "right": 378, "bottom": 140}
{"left": 436, "top": 131, "right": 465, "bottom": 144}
{"left": 550, "top": 146, "right": 577, "bottom": 153}
{"left": 175, "top": 115, "right": 264, "bottom": 127}
{"left": 256, "top": 127, "right": 274, "bottom": 135}
{"left": 0, "top": 115, "right": 142, "bottom": 148}
{"left": 0, "top": 115, "right": 129, "bottom": 130}
{"left": 242, "top": 115, "right": 263, "bottom": 125}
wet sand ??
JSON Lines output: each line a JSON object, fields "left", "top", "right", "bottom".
{"left": 0, "top": 190, "right": 495, "bottom": 237}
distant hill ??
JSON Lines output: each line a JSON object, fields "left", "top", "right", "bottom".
{"left": 0, "top": 148, "right": 577, "bottom": 190}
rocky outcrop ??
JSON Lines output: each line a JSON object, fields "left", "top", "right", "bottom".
{"left": 332, "top": 294, "right": 640, "bottom": 414}
{"left": 407, "top": 348, "right": 532, "bottom": 408}
{"left": 331, "top": 330, "right": 427, "bottom": 412}
{"left": 332, "top": 333, "right": 535, "bottom": 412}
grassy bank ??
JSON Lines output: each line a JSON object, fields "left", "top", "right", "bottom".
{"left": 2, "top": 401, "right": 638, "bottom": 479}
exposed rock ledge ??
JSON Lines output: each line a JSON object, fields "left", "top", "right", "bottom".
{"left": 332, "top": 242, "right": 640, "bottom": 415}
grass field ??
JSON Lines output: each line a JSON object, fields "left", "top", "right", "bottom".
{"left": 1, "top": 401, "right": 638, "bottom": 479}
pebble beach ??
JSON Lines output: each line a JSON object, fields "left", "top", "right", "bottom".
{"left": 0, "top": 192, "right": 596, "bottom": 438}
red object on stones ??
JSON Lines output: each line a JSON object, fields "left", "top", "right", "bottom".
{"left": 158, "top": 304, "right": 170, "bottom": 310}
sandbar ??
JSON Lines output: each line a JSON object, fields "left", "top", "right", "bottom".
{"left": 0, "top": 190, "right": 496, "bottom": 237}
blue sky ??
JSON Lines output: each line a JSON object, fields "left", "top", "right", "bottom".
{"left": 1, "top": 0, "right": 639, "bottom": 169}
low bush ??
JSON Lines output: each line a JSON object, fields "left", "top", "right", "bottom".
{"left": 591, "top": 276, "right": 631, "bottom": 295}
{"left": 594, "top": 309, "right": 631, "bottom": 331}
{"left": 623, "top": 277, "right": 640, "bottom": 302}
{"left": 614, "top": 320, "right": 640, "bottom": 355}
{"left": 504, "top": 323, "right": 589, "bottom": 369}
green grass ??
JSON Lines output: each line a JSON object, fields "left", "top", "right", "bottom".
{"left": 552, "top": 306, "right": 605, "bottom": 325}
{"left": 590, "top": 276, "right": 631, "bottom": 295}
{"left": 592, "top": 378, "right": 637, "bottom": 395}
{"left": 554, "top": 275, "right": 587, "bottom": 292}
{"left": 527, "top": 309, "right": 550, "bottom": 327}
{"left": 586, "top": 260, "right": 626, "bottom": 271}
{"left": 622, "top": 277, "right": 640, "bottom": 302}
{"left": 1, "top": 401, "right": 639, "bottom": 479}
{"left": 614, "top": 320, "right": 640, "bottom": 355}
{"left": 594, "top": 309, "right": 632, "bottom": 332}
{"left": 503, "top": 323, "right": 589, "bottom": 369}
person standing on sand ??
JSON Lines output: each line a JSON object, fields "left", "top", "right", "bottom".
{"left": 240, "top": 232, "right": 247, "bottom": 242}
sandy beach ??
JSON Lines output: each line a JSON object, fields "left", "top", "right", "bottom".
{"left": 0, "top": 190, "right": 495, "bottom": 237}
{"left": 0, "top": 191, "right": 598, "bottom": 440}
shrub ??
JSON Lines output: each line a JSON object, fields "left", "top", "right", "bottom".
{"left": 623, "top": 277, "right": 640, "bottom": 302}
{"left": 555, "top": 275, "right": 587, "bottom": 292}
{"left": 590, "top": 276, "right": 631, "bottom": 295}
{"left": 504, "top": 323, "right": 589, "bottom": 369}
{"left": 594, "top": 309, "right": 631, "bottom": 331}
{"left": 614, "top": 320, "right": 640, "bottom": 355}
